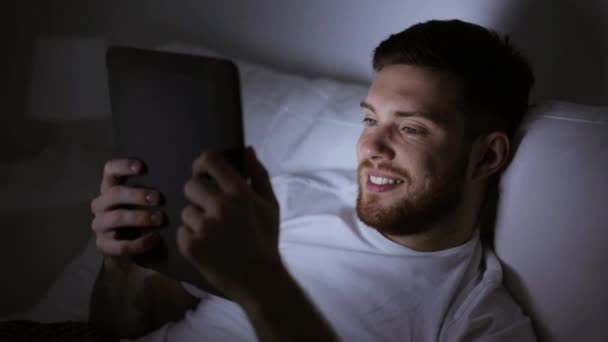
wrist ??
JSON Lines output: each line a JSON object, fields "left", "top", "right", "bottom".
{"left": 103, "top": 255, "right": 137, "bottom": 274}
{"left": 231, "top": 257, "right": 291, "bottom": 306}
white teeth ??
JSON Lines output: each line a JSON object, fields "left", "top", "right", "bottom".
{"left": 370, "top": 176, "right": 403, "bottom": 185}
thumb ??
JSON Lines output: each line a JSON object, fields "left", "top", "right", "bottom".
{"left": 245, "top": 146, "right": 277, "bottom": 204}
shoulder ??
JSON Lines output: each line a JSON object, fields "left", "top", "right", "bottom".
{"left": 440, "top": 246, "right": 538, "bottom": 342}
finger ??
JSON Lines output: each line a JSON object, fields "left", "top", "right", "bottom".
{"left": 183, "top": 177, "right": 221, "bottom": 212}
{"left": 96, "top": 232, "right": 160, "bottom": 257}
{"left": 92, "top": 209, "right": 165, "bottom": 234}
{"left": 192, "top": 149, "right": 247, "bottom": 195}
{"left": 245, "top": 146, "right": 278, "bottom": 204}
{"left": 100, "top": 159, "right": 144, "bottom": 194}
{"left": 91, "top": 186, "right": 161, "bottom": 213}
{"left": 177, "top": 224, "right": 198, "bottom": 260}
{"left": 180, "top": 205, "right": 206, "bottom": 235}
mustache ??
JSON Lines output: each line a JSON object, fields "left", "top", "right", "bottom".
{"left": 358, "top": 160, "right": 412, "bottom": 182}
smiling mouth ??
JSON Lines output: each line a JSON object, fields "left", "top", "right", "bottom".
{"left": 369, "top": 175, "right": 404, "bottom": 185}
{"left": 365, "top": 174, "right": 406, "bottom": 193}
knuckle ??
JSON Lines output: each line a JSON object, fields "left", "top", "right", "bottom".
{"left": 111, "top": 186, "right": 134, "bottom": 205}
{"left": 91, "top": 216, "right": 101, "bottom": 232}
{"left": 90, "top": 197, "right": 99, "bottom": 214}
{"left": 181, "top": 206, "right": 190, "bottom": 223}
{"left": 124, "top": 210, "right": 144, "bottom": 226}
{"left": 137, "top": 211, "right": 152, "bottom": 225}
{"left": 183, "top": 179, "right": 193, "bottom": 196}
{"left": 118, "top": 186, "right": 132, "bottom": 202}
{"left": 115, "top": 243, "right": 131, "bottom": 256}
{"left": 134, "top": 188, "right": 149, "bottom": 205}
{"left": 103, "top": 161, "right": 111, "bottom": 175}
{"left": 122, "top": 186, "right": 145, "bottom": 205}
{"left": 108, "top": 210, "right": 123, "bottom": 227}
{"left": 103, "top": 160, "right": 115, "bottom": 176}
{"left": 106, "top": 186, "right": 121, "bottom": 202}
{"left": 95, "top": 237, "right": 103, "bottom": 251}
{"left": 185, "top": 208, "right": 203, "bottom": 231}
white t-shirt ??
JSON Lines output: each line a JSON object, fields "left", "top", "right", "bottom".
{"left": 132, "top": 170, "right": 537, "bottom": 342}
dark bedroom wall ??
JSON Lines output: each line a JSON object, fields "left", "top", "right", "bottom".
{"left": 3, "top": 0, "right": 131, "bottom": 163}
{"left": 497, "top": 0, "right": 608, "bottom": 105}
{"left": 3, "top": 0, "right": 42, "bottom": 162}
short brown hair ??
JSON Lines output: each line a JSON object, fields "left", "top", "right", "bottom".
{"left": 373, "top": 19, "right": 534, "bottom": 140}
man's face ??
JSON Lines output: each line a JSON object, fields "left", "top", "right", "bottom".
{"left": 356, "top": 64, "right": 471, "bottom": 237}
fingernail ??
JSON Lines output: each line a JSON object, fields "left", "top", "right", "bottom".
{"left": 145, "top": 191, "right": 157, "bottom": 204}
{"left": 130, "top": 161, "right": 139, "bottom": 172}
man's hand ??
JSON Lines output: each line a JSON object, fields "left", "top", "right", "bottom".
{"left": 178, "top": 147, "right": 338, "bottom": 342}
{"left": 91, "top": 159, "right": 166, "bottom": 265}
{"left": 89, "top": 159, "right": 200, "bottom": 340}
{"left": 178, "top": 147, "right": 281, "bottom": 299}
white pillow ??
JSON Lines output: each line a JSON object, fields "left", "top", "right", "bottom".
{"left": 494, "top": 101, "right": 608, "bottom": 342}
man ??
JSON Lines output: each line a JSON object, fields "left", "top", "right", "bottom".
{"left": 89, "top": 19, "right": 537, "bottom": 341}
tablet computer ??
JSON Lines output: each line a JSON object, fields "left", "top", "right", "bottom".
{"left": 106, "top": 46, "right": 244, "bottom": 297}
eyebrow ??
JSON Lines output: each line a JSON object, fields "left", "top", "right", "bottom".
{"left": 360, "top": 101, "right": 434, "bottom": 120}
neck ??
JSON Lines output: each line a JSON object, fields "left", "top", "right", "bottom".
{"left": 384, "top": 220, "right": 476, "bottom": 252}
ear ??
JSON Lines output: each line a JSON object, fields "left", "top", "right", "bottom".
{"left": 469, "top": 132, "right": 510, "bottom": 181}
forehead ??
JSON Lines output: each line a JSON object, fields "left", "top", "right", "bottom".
{"left": 365, "top": 64, "right": 463, "bottom": 125}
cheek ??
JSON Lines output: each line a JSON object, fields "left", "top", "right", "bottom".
{"left": 356, "top": 134, "right": 367, "bottom": 160}
{"left": 405, "top": 154, "right": 439, "bottom": 189}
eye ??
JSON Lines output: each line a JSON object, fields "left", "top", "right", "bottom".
{"left": 401, "top": 126, "right": 421, "bottom": 135}
{"left": 362, "top": 118, "right": 378, "bottom": 127}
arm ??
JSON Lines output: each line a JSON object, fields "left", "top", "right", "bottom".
{"left": 236, "top": 262, "right": 339, "bottom": 342}
{"left": 89, "top": 257, "right": 199, "bottom": 340}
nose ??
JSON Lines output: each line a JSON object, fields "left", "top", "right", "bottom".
{"left": 359, "top": 129, "right": 395, "bottom": 162}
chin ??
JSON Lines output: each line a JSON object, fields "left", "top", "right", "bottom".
{"left": 356, "top": 191, "right": 429, "bottom": 236}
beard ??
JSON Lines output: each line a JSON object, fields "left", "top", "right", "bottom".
{"left": 356, "top": 153, "right": 469, "bottom": 237}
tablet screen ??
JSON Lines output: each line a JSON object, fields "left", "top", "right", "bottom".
{"left": 107, "top": 46, "right": 244, "bottom": 297}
